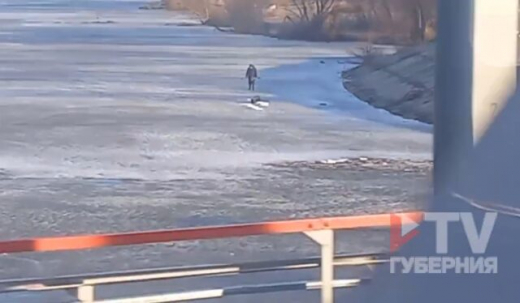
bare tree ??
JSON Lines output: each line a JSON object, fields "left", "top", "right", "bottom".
{"left": 288, "top": 0, "right": 337, "bottom": 23}
{"left": 407, "top": 0, "right": 437, "bottom": 41}
{"left": 367, "top": 0, "right": 436, "bottom": 42}
{"left": 380, "top": 0, "right": 394, "bottom": 23}
{"left": 224, "top": 0, "right": 267, "bottom": 34}
{"left": 185, "top": 0, "right": 233, "bottom": 32}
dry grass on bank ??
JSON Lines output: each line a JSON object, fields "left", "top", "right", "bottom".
{"left": 162, "top": 0, "right": 437, "bottom": 44}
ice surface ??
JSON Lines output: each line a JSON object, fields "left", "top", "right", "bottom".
{"left": 0, "top": 0, "right": 431, "bottom": 182}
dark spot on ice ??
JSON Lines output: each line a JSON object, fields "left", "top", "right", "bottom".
{"left": 82, "top": 21, "right": 116, "bottom": 25}
{"left": 142, "top": 155, "right": 155, "bottom": 160}
{"left": 174, "top": 22, "right": 200, "bottom": 27}
{"left": 0, "top": 169, "right": 11, "bottom": 179}
{"left": 319, "top": 102, "right": 328, "bottom": 107}
{"left": 81, "top": 177, "right": 144, "bottom": 186}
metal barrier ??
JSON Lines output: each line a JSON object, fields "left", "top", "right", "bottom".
{"left": 0, "top": 212, "right": 423, "bottom": 303}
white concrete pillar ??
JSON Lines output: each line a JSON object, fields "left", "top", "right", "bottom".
{"left": 471, "top": 0, "right": 518, "bottom": 141}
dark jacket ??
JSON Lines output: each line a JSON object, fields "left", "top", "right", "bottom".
{"left": 246, "top": 66, "right": 257, "bottom": 80}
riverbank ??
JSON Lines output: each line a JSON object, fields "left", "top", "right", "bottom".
{"left": 160, "top": 0, "right": 435, "bottom": 44}
{"left": 343, "top": 44, "right": 434, "bottom": 124}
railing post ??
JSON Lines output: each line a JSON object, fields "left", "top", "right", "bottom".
{"left": 305, "top": 229, "right": 334, "bottom": 303}
{"left": 74, "top": 284, "right": 95, "bottom": 303}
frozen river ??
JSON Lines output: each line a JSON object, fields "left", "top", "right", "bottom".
{"left": 0, "top": 0, "right": 430, "bottom": 181}
{"left": 0, "top": 0, "right": 431, "bottom": 301}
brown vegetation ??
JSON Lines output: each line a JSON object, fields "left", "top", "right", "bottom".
{"left": 162, "top": 0, "right": 437, "bottom": 44}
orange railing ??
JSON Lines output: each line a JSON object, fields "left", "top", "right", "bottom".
{"left": 0, "top": 212, "right": 423, "bottom": 303}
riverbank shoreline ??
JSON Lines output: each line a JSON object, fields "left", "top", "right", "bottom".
{"left": 342, "top": 44, "right": 434, "bottom": 124}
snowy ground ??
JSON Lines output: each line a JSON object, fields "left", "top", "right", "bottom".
{"left": 0, "top": 0, "right": 432, "bottom": 301}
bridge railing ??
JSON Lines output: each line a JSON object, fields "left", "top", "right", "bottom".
{"left": 0, "top": 212, "right": 423, "bottom": 303}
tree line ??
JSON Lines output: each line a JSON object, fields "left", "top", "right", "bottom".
{"left": 164, "top": 0, "right": 437, "bottom": 44}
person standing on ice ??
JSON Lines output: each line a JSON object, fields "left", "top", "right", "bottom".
{"left": 245, "top": 64, "right": 258, "bottom": 91}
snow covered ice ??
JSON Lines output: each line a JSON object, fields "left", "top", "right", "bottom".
{"left": 0, "top": 0, "right": 431, "bottom": 182}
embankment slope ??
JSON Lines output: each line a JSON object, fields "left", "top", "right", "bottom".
{"left": 343, "top": 45, "right": 435, "bottom": 124}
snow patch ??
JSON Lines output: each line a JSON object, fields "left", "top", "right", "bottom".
{"left": 243, "top": 103, "right": 264, "bottom": 111}
{"left": 254, "top": 101, "right": 270, "bottom": 107}
{"left": 319, "top": 158, "right": 350, "bottom": 164}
